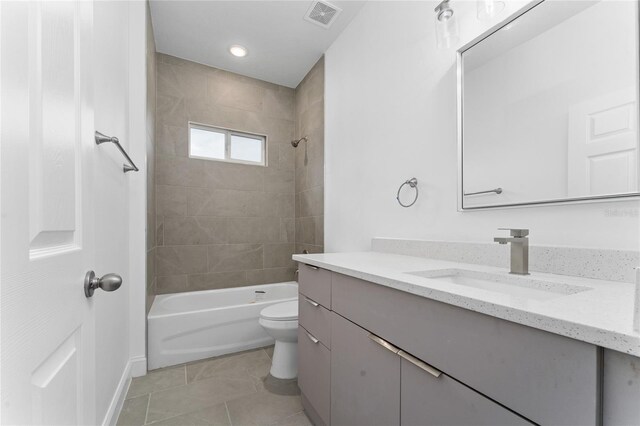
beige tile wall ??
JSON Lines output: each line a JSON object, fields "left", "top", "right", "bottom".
{"left": 146, "top": 4, "right": 157, "bottom": 313}
{"left": 154, "top": 54, "right": 296, "bottom": 295}
{"left": 294, "top": 57, "right": 324, "bottom": 254}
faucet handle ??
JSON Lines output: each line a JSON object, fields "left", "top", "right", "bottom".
{"left": 498, "top": 228, "right": 529, "bottom": 237}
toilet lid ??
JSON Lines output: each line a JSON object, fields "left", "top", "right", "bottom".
{"left": 260, "top": 301, "right": 298, "bottom": 321}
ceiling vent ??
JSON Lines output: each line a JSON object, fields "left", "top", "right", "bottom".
{"left": 304, "top": 0, "right": 342, "bottom": 29}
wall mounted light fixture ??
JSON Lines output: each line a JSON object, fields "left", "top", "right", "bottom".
{"left": 434, "top": 0, "right": 459, "bottom": 49}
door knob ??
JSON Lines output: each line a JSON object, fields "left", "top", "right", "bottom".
{"left": 84, "top": 271, "right": 122, "bottom": 297}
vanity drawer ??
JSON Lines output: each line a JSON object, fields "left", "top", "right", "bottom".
{"left": 331, "top": 272, "right": 600, "bottom": 426}
{"left": 299, "top": 294, "right": 331, "bottom": 348}
{"left": 401, "top": 357, "right": 533, "bottom": 426}
{"left": 331, "top": 312, "right": 400, "bottom": 426}
{"left": 298, "top": 325, "right": 331, "bottom": 426}
{"left": 298, "top": 263, "right": 331, "bottom": 309}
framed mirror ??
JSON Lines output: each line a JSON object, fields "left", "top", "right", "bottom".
{"left": 458, "top": 0, "right": 640, "bottom": 210}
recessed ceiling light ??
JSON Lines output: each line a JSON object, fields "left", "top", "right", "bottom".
{"left": 229, "top": 45, "right": 248, "bottom": 58}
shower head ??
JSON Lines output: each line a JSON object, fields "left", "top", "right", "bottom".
{"left": 291, "top": 137, "right": 308, "bottom": 148}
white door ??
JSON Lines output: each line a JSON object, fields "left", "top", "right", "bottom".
{"left": 1, "top": 1, "right": 97, "bottom": 424}
{"left": 568, "top": 88, "right": 639, "bottom": 197}
{"left": 92, "top": 1, "right": 134, "bottom": 421}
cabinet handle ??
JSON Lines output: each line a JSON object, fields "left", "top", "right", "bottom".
{"left": 307, "top": 332, "right": 320, "bottom": 344}
{"left": 398, "top": 350, "right": 442, "bottom": 378}
{"left": 305, "top": 297, "right": 319, "bottom": 307}
{"left": 306, "top": 264, "right": 319, "bottom": 270}
{"left": 368, "top": 333, "right": 400, "bottom": 354}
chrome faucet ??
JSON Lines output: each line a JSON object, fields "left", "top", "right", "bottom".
{"left": 494, "top": 228, "right": 529, "bottom": 275}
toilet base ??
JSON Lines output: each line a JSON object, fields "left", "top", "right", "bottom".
{"left": 270, "top": 340, "right": 298, "bottom": 379}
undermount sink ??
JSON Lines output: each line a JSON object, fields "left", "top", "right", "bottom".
{"left": 406, "top": 269, "right": 591, "bottom": 301}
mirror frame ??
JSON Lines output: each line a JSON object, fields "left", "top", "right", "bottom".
{"left": 457, "top": 0, "right": 640, "bottom": 211}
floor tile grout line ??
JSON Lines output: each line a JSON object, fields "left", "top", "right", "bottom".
{"left": 225, "top": 401, "right": 233, "bottom": 426}
{"left": 144, "top": 393, "right": 151, "bottom": 426}
{"left": 143, "top": 379, "right": 192, "bottom": 399}
{"left": 144, "top": 407, "right": 209, "bottom": 426}
{"left": 145, "top": 397, "right": 228, "bottom": 426}
{"left": 137, "top": 347, "right": 277, "bottom": 423}
{"left": 275, "top": 410, "right": 307, "bottom": 426}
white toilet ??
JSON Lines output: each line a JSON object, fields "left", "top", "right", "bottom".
{"left": 259, "top": 300, "right": 299, "bottom": 379}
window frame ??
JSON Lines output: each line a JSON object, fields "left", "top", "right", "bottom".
{"left": 188, "top": 121, "right": 267, "bottom": 166}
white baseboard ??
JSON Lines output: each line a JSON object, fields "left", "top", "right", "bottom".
{"left": 101, "top": 355, "right": 147, "bottom": 426}
{"left": 130, "top": 355, "right": 147, "bottom": 378}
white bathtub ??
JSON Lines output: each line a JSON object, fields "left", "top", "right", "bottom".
{"left": 148, "top": 282, "right": 298, "bottom": 370}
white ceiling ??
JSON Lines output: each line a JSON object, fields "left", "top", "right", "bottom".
{"left": 149, "top": 0, "right": 366, "bottom": 88}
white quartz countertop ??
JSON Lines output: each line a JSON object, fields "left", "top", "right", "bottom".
{"left": 292, "top": 251, "right": 640, "bottom": 356}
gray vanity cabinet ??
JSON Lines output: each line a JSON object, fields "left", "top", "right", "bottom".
{"left": 298, "top": 264, "right": 333, "bottom": 426}
{"left": 298, "top": 326, "right": 331, "bottom": 426}
{"left": 400, "top": 358, "right": 532, "bottom": 426}
{"left": 329, "top": 309, "right": 532, "bottom": 426}
{"left": 603, "top": 349, "right": 640, "bottom": 425}
{"left": 330, "top": 312, "right": 401, "bottom": 426}
{"left": 299, "top": 295, "right": 332, "bottom": 348}
{"left": 297, "top": 264, "right": 603, "bottom": 426}
{"left": 298, "top": 263, "right": 331, "bottom": 309}
{"left": 331, "top": 272, "right": 600, "bottom": 426}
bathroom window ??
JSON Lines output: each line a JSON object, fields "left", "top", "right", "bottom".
{"left": 188, "top": 122, "right": 266, "bottom": 166}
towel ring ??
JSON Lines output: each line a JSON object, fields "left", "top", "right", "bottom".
{"left": 397, "top": 178, "right": 419, "bottom": 208}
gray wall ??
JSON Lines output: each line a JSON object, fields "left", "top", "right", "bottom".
{"left": 145, "top": 4, "right": 157, "bottom": 313}
{"left": 295, "top": 57, "right": 325, "bottom": 254}
{"left": 154, "top": 54, "right": 296, "bottom": 294}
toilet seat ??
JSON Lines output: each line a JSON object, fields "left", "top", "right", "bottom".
{"left": 260, "top": 301, "right": 298, "bottom": 321}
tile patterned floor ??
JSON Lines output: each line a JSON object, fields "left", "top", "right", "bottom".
{"left": 117, "top": 347, "right": 311, "bottom": 426}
